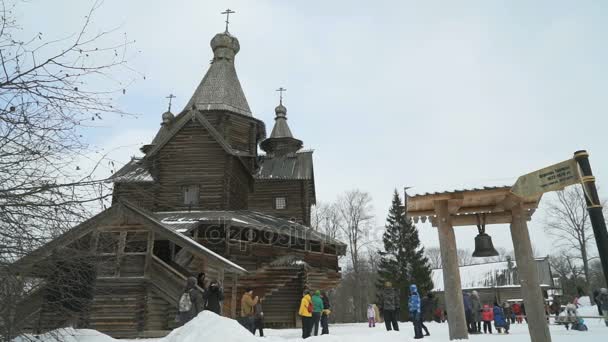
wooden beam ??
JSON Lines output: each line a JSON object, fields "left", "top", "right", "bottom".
{"left": 430, "top": 211, "right": 533, "bottom": 227}
{"left": 225, "top": 223, "right": 231, "bottom": 256}
{"left": 89, "top": 231, "right": 99, "bottom": 252}
{"left": 447, "top": 199, "right": 463, "bottom": 214}
{"left": 408, "top": 202, "right": 537, "bottom": 218}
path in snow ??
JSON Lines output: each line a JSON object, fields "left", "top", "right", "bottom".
{"left": 15, "top": 311, "right": 607, "bottom": 342}
{"left": 263, "top": 319, "right": 607, "bottom": 342}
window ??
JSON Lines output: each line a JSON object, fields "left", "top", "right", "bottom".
{"left": 274, "top": 197, "right": 287, "bottom": 210}
{"left": 183, "top": 185, "right": 199, "bottom": 205}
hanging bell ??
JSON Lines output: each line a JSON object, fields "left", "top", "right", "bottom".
{"left": 472, "top": 233, "right": 499, "bottom": 257}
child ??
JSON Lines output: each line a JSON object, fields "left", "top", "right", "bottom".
{"left": 571, "top": 318, "right": 588, "bottom": 331}
{"left": 493, "top": 302, "right": 510, "bottom": 334}
{"left": 481, "top": 304, "right": 494, "bottom": 334}
{"left": 564, "top": 303, "right": 579, "bottom": 331}
{"left": 512, "top": 302, "right": 522, "bottom": 323}
{"left": 367, "top": 304, "right": 376, "bottom": 327}
{"left": 254, "top": 298, "right": 265, "bottom": 337}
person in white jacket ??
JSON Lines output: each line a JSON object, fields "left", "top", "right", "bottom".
{"left": 367, "top": 304, "right": 376, "bottom": 327}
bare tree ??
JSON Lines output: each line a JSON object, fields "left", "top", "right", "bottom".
{"left": 310, "top": 202, "right": 342, "bottom": 240}
{"left": 549, "top": 253, "right": 587, "bottom": 302}
{"left": 544, "top": 187, "right": 595, "bottom": 288}
{"left": 0, "top": 0, "right": 135, "bottom": 339}
{"left": 336, "top": 189, "right": 374, "bottom": 321}
{"left": 0, "top": 0, "right": 134, "bottom": 262}
{"left": 457, "top": 248, "right": 474, "bottom": 266}
{"left": 425, "top": 247, "right": 442, "bottom": 269}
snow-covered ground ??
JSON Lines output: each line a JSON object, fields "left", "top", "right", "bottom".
{"left": 15, "top": 310, "right": 607, "bottom": 342}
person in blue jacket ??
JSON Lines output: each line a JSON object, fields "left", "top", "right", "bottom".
{"left": 409, "top": 284, "right": 424, "bottom": 339}
{"left": 493, "top": 302, "right": 510, "bottom": 334}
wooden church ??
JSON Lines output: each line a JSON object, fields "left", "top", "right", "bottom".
{"left": 13, "top": 25, "right": 345, "bottom": 338}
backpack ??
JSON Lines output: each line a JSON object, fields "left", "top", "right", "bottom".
{"left": 179, "top": 291, "right": 193, "bottom": 313}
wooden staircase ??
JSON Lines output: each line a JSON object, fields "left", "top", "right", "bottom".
{"left": 239, "top": 266, "right": 304, "bottom": 300}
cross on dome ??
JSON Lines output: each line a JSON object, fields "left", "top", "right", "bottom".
{"left": 276, "top": 87, "right": 287, "bottom": 105}
{"left": 221, "top": 9, "right": 235, "bottom": 32}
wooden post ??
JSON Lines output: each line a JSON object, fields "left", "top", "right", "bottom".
{"left": 231, "top": 274, "right": 238, "bottom": 318}
{"left": 510, "top": 204, "right": 551, "bottom": 342}
{"left": 225, "top": 223, "right": 231, "bottom": 255}
{"left": 144, "top": 232, "right": 155, "bottom": 277}
{"left": 434, "top": 200, "right": 468, "bottom": 340}
{"left": 115, "top": 231, "right": 127, "bottom": 277}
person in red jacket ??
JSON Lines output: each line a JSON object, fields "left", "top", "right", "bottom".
{"left": 481, "top": 304, "right": 494, "bottom": 333}
{"left": 512, "top": 303, "right": 523, "bottom": 323}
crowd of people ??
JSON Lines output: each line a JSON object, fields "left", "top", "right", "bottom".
{"left": 462, "top": 291, "right": 512, "bottom": 335}
{"left": 174, "top": 273, "right": 608, "bottom": 339}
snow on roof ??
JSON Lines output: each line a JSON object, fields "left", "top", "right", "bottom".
{"left": 432, "top": 260, "right": 513, "bottom": 291}
{"left": 407, "top": 178, "right": 516, "bottom": 197}
{"left": 432, "top": 258, "right": 550, "bottom": 291}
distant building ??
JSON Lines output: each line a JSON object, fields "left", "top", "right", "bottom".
{"left": 431, "top": 256, "right": 559, "bottom": 305}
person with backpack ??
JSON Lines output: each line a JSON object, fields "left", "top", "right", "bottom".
{"left": 299, "top": 290, "right": 314, "bottom": 339}
{"left": 177, "top": 276, "right": 204, "bottom": 326}
{"left": 320, "top": 291, "right": 331, "bottom": 335}
{"left": 253, "top": 298, "right": 265, "bottom": 337}
{"left": 481, "top": 304, "right": 494, "bottom": 334}
{"left": 240, "top": 288, "right": 259, "bottom": 333}
{"left": 409, "top": 284, "right": 424, "bottom": 339}
{"left": 203, "top": 280, "right": 224, "bottom": 315}
{"left": 379, "top": 281, "right": 400, "bottom": 331}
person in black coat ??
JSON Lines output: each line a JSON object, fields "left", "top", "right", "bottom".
{"left": 321, "top": 291, "right": 331, "bottom": 335}
{"left": 203, "top": 280, "right": 224, "bottom": 315}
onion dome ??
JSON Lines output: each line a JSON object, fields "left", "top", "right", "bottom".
{"left": 260, "top": 102, "right": 303, "bottom": 156}
{"left": 161, "top": 110, "right": 175, "bottom": 126}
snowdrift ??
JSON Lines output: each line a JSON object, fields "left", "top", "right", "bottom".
{"left": 13, "top": 328, "right": 116, "bottom": 342}
{"left": 163, "top": 311, "right": 257, "bottom": 342}
{"left": 12, "top": 311, "right": 255, "bottom": 342}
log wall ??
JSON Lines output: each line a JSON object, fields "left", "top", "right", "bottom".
{"left": 248, "top": 180, "right": 310, "bottom": 225}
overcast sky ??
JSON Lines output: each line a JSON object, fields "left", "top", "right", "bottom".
{"left": 19, "top": 0, "right": 608, "bottom": 256}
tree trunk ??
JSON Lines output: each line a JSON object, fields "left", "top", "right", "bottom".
{"left": 581, "top": 244, "right": 590, "bottom": 292}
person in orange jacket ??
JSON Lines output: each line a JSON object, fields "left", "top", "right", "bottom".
{"left": 299, "top": 290, "right": 314, "bottom": 339}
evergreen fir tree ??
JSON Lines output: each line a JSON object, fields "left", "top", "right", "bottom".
{"left": 376, "top": 189, "right": 433, "bottom": 318}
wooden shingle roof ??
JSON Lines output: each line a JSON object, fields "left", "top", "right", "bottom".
{"left": 255, "top": 151, "right": 314, "bottom": 180}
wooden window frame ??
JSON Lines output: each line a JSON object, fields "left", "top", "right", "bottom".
{"left": 182, "top": 184, "right": 200, "bottom": 206}
{"left": 274, "top": 196, "right": 287, "bottom": 210}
